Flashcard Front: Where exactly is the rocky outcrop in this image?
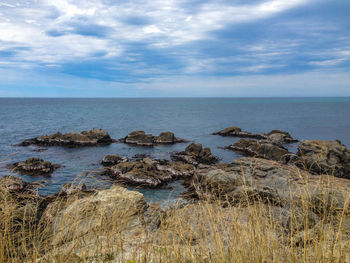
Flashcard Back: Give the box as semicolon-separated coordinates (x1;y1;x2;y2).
120;130;185;146
18;129;113;147
183;157;350;214
171;143;219;166
106;158;195;188
226;138;291;163
213;126;298;143
292;140;350;179
10;158;60;175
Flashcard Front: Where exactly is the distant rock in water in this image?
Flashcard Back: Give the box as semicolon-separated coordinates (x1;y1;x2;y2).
17;128;113;147
9;158;60;176
171;143;219;166
119;130;186;146
213;126;298;143
0;175;42;194
226;138;292;163
291;140;350;179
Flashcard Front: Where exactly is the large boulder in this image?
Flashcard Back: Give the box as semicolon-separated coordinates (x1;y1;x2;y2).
18;129;113;147
11;158;60;175
227;138;291;163
40;186;164;261
292;140;350;179
213;126;298;143
121;131;185;146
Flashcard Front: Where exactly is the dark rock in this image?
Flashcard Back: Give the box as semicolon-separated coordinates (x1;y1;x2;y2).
213;126;298;143
171;143;219;166
227;138;291;163
291;140;350;179
101;155;127;166
17;129;113;147
120;130;185;146
12;158;60;175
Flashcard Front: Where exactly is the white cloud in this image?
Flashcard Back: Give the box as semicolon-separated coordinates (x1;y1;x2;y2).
0;0;309;65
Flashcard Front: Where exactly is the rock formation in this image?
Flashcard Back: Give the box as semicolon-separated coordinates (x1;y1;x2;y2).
105;157;195;188
18;129;113;147
120;131;185;146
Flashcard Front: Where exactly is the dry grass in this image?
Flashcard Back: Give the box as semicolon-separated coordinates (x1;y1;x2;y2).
0;167;350;263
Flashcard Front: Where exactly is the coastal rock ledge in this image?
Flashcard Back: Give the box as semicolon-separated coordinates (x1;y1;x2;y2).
119;130;186;146
17;129;113;147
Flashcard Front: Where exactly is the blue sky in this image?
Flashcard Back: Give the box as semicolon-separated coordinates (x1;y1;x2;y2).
0;0;349;97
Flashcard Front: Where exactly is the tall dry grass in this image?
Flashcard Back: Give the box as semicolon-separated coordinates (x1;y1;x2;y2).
0;166;349;263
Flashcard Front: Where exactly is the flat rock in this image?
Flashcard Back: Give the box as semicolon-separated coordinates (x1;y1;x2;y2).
171;143;219;166
226;138;291;163
120;130;185;146
213;126;298;143
291;140;350;179
17;128;113;147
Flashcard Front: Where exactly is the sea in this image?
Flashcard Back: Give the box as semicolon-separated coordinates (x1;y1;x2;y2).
1;97;350;205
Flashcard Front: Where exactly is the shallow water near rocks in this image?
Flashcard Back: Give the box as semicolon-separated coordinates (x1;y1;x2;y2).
1;97;350;206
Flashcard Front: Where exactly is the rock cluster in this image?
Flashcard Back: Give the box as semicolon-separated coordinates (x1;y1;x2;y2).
171;143;219;166
105;157;195;188
18;129;113;147
11;158;60;175
120;131;185;146
292;140;350;179
213;126;298;143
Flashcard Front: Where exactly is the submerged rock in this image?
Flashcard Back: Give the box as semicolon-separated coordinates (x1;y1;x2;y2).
226;138;291;163
292;140;350;179
171;143;219;166
10;158;60;175
17;129;113;147
213;126;298;143
120;130;186;146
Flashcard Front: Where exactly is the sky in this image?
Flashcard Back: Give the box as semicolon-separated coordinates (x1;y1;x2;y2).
0;0;349;97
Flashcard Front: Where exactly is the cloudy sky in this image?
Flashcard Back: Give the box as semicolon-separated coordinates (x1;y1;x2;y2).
0;0;349;97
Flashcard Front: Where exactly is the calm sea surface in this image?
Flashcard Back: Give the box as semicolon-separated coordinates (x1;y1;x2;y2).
1;98;350;204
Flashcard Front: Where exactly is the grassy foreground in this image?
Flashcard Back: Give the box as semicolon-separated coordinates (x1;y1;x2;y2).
0;173;350;263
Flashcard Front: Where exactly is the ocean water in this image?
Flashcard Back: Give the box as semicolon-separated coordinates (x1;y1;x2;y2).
1;97;350;204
